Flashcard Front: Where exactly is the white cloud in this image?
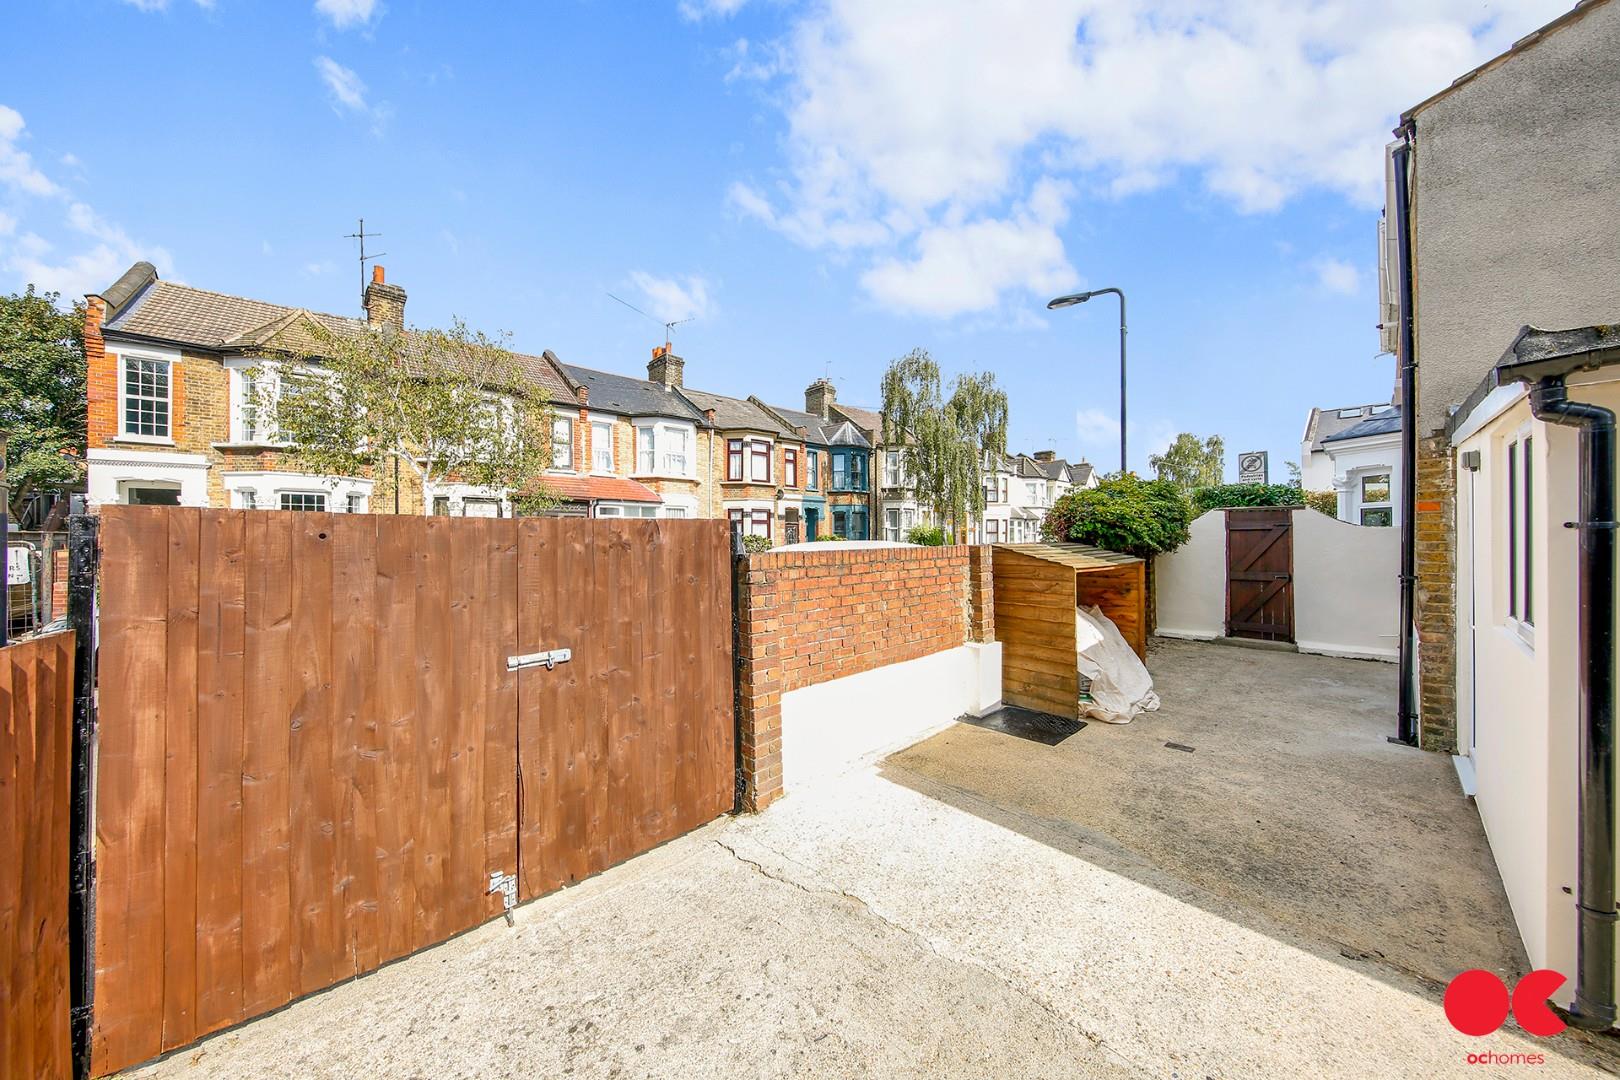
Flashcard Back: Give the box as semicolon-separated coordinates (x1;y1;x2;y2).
724;38;782;83
627;271;715;323
0;107;174;298
303;260;336;276
725;0;1570;317
1312;255;1362;296
679;0;750;21
117;0;215;11
1074;407;1176;473
860;178;1079;317
315;0;379;29
0;105;61;197
315;56;390;133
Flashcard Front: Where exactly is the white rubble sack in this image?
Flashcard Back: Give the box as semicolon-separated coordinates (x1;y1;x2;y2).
1075;605;1160;724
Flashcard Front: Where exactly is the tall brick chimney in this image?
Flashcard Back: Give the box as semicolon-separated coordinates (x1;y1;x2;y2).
805;378;836;420
648;345;684;389
364;264;407;331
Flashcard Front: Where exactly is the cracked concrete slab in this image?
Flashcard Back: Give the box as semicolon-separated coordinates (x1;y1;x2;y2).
122;821;1138;1079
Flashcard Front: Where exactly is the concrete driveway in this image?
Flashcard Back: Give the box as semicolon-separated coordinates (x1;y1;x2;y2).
127;640;1618;1079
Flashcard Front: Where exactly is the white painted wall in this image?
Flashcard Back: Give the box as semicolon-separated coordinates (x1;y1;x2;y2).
1326;433;1402;527
1452;373;1620;1007
1154;507;1399;660
1292;510;1400;660
1154;511;1226;641
780;642;1002;795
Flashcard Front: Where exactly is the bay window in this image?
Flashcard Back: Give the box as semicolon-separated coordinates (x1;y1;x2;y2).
634;423;693;477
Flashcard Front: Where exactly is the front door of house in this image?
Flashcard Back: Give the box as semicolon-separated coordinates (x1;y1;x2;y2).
1224;508;1294;643
805;508;819;541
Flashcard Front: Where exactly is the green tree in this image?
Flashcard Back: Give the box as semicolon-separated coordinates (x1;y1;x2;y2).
1148;432;1225;492
0;287;86;525
880;349;1008;540
1041;473;1193;558
263;317;558;510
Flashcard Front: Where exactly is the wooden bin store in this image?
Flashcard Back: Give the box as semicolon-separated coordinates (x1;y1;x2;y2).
991;542;1147;719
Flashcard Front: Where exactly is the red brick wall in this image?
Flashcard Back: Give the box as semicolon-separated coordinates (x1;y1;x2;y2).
85;297;115;448
735;544;991;810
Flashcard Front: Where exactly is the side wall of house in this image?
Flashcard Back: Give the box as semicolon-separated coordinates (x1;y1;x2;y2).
1410;0;1620;750
735;544;997;809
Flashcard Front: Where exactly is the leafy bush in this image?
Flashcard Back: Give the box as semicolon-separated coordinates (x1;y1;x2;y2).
1041;474;1193;558
741;533;773;554
816;532;847;541
906;523;947;546
1301;489;1338;517
1189;483;1304;515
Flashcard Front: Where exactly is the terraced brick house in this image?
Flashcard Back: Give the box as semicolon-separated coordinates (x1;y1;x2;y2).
85;262;591;516
753;398;831;541
678;379;808;542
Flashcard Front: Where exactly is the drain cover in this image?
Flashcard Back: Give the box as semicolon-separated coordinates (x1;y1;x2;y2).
959;706;1085;746
1164;741;1196;753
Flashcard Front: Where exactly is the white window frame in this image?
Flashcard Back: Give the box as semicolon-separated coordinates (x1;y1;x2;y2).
115;346;179;444
222;470;373;514
551;416;576;472
590;416;616;475
884;450;903;488
595;502;659;519
632;419;696;480
1504;423;1535;647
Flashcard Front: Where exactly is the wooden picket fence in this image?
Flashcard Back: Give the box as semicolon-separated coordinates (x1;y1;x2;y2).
90;507;736;1075
0;631;76;1080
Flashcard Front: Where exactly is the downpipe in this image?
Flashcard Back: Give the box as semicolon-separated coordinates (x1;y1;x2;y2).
1391;130;1420;746
1529;376;1617;1030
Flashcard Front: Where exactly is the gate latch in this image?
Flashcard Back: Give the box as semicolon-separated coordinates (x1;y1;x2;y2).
488;871;517;926
506;648;572;672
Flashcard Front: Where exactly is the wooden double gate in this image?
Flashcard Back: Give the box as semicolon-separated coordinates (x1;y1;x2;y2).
90;507;736;1076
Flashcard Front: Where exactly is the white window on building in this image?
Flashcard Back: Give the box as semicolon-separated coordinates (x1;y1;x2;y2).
121;354;172;440
346;492;366;514
634;423;693;477
552;417;575;471
1506;435;1534;630
591;420;615;473
280;491;328;512
1359;472;1393;527
664;507;688;519
884;450;903;488
727;507;772;538
885;508;901;541
596;503;658;518
462;498;500;518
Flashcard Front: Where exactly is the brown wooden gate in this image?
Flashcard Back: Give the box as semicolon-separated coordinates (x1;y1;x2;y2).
1225;509;1295;643
90;508;734;1076
1;631;75;1080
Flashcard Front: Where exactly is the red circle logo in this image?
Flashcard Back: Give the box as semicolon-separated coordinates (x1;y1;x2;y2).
1445;969;1511;1036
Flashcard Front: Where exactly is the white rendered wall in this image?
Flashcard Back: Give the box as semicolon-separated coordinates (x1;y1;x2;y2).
1153;511;1226;641
780;642;1002;795
1292;509;1400;660
1155;508;1399;660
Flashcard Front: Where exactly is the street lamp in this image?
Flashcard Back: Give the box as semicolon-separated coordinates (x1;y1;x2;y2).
1048;288;1127;474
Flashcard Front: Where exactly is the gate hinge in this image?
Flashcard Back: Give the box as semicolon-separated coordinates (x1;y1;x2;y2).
488;871;517;926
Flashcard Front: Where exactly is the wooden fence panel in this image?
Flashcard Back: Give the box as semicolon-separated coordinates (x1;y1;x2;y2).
92;508;523;1076
92;508;734;1076
0;630;75;1080
515;519;735;901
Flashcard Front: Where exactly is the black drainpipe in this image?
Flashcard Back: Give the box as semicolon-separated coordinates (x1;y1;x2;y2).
1391;125;1420;746
1528;375;1616;1030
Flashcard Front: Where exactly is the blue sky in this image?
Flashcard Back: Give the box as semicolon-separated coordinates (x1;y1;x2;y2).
0;0;1569;477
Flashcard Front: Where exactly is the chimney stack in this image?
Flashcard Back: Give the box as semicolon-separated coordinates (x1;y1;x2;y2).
648;344;684;390
363;264;407;331
805;378;836;420
1033;450;1057;463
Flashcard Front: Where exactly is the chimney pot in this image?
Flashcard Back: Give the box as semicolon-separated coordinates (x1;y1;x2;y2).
372;264;385;284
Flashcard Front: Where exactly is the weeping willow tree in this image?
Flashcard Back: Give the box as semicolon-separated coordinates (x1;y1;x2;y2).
880;348;1008;540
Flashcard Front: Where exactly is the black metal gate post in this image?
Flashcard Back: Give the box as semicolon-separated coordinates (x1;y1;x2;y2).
730;525;747;812
66;514;99;1080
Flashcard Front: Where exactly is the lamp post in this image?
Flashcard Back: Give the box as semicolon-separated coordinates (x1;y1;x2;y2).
1048;288;1127;474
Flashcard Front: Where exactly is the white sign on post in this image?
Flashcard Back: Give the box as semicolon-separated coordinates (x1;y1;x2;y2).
6;546;30;586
